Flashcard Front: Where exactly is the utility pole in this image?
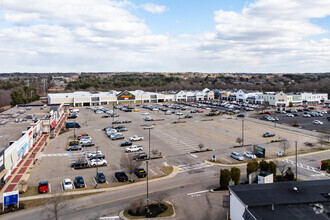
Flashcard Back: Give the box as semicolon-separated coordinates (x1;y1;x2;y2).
74;119;76;139
95;146;99;188
242;119;244;147
112;104;115;124
178;103;181;123
146;127;151;215
295;141;298;181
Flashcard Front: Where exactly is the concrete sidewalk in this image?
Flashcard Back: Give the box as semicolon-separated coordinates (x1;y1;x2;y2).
19;166;179;201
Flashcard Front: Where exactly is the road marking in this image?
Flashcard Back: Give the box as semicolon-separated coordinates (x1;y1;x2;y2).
187;190;209;196
99;216;120;220
76;180;200;211
221;157;232;163
149;169;157;175
155;129;198;151
281;159;321;174
190;154;198;158
162;162;169;166
179;163;213;173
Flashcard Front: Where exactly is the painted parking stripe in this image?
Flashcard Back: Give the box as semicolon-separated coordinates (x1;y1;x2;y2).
187;190;209;196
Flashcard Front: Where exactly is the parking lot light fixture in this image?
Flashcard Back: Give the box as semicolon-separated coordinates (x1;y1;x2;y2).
95;146;99;188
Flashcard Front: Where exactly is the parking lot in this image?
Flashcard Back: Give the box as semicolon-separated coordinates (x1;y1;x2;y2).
253;110;329;132
26;103;322;191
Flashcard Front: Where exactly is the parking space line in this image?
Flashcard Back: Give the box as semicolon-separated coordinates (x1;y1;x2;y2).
190;154;198;158
221;157;232;163
60;182;63;191
187;190;209;196
149;169;157;175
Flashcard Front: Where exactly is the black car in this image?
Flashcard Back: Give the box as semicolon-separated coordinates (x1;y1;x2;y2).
112;120;121;124
67;145;82;151
89;154;105;160
185;114;193;118
115;171;128;182
71;159;89;168
237;114;245;118
81;141;95;147
122;119;131;123
96;172;106;183
74;176;86;188
110;113;119;117
120;140;132;147
114;125;125;129
133;152;148;160
135;167;147;178
68;114;77;119
102;115;110;118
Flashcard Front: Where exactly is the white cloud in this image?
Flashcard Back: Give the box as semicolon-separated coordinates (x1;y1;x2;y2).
143;3;168;14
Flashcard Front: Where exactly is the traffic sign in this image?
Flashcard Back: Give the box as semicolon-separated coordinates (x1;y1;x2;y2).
3;191;19;210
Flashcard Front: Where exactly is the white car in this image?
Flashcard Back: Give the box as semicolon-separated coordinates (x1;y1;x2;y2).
79;138;92;144
88;150;102;158
90;159;107;166
62;179;73;190
303;113;311;118
244;151;257;159
130;135;144;141
313;120;323;125
286;113;294;117
141;112;149;115
175;112;183;115
125;145;143;153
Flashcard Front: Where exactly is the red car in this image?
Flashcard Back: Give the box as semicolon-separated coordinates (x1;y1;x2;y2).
38;181;49;193
264;111;271;114
198;110;204;113
78;133;89;139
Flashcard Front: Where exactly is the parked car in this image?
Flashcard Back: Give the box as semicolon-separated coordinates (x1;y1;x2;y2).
133;152;148;160
66;122;81;128
143;125;154;129
303;113;311;118
111;133;124;140
74;176;86;188
313;120;323;125
135;167;147;178
67;145;82;151
286;113;294;117
185;114;193;118
122;119;131;123
38;181;49;193
117;127;128;132
95;172;106;183
79;138;92;144
237;114;245;118
141;112;149;115
130;135;144;141
88;150;102;158
120;140;133;146
77;133;90;139
71;159;89;168
68;114;78;119
89;154;105;160
144;116;153;121
62;179;73;190
125;145;143;153
165;111;172;115
81;141;95;147
115;171;128;182
90;159;107;167
244;151;257;159
102;115;111;118
112;120;121;124
263;132;275;137
230;152;244;161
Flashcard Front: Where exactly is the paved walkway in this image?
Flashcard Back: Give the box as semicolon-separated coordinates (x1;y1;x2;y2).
0;114;67;195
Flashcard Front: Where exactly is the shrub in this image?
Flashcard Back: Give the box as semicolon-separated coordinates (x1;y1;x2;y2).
321;159;330;171
220;169;231;190
231;167;241;185
246;161;259;178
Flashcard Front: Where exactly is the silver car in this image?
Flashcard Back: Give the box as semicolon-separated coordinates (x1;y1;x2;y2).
230;152;244;161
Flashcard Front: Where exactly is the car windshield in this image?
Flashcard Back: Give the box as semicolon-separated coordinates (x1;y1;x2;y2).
77;178;84;183
65;181;71;185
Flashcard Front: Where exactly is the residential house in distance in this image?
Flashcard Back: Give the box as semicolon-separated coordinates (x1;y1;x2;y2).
229;179;330;220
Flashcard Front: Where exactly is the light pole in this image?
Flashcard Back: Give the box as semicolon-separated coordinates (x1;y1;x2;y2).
74;119;76;139
95;146;99;188
112;104;115;124
178;103;181;123
242;119;244;147
146;127;151;215
295;141;297;181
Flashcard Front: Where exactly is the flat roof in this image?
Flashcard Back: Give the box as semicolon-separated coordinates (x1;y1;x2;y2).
230;179;330;207
0;106;50;149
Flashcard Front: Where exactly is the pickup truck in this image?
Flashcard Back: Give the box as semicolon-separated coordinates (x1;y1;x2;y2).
130;135;144;141
125;145;143;153
263;132;275;137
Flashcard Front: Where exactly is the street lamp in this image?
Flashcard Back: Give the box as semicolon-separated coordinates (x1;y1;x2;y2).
241;119;244;147
146;127;151;216
95;146;99;188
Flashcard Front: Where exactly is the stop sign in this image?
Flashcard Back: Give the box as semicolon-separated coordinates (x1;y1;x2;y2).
320;162;322;166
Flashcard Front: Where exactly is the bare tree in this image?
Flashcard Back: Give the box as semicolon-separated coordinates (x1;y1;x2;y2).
279;138;290;156
129;199;145;216
0;90;11;108
275;160;288;180
120;154;142;182
198;143;205;151
151;148;159;157
45;191;67;220
152;191;169;207
236;137;242;146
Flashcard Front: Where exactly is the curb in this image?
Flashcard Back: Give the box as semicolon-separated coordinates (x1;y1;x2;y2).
19;166;179;201
119;201;176;220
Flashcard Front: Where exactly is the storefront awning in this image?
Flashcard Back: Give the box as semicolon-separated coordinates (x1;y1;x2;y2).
17;143;28;155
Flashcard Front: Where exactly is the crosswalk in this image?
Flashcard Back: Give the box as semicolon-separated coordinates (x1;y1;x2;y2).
281;158;323;175
43;153;68;157
154;128;199;153
178;163;213;173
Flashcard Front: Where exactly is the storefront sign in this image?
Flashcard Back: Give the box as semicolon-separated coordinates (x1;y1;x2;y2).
3;191;19;210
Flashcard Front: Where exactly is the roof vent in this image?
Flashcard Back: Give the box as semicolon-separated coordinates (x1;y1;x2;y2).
293;187;298;192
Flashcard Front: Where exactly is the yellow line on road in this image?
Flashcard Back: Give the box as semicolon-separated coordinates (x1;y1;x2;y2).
76;180;199;211
25;174;30;183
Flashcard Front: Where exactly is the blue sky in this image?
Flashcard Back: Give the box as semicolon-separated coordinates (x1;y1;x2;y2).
0;0;330;73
